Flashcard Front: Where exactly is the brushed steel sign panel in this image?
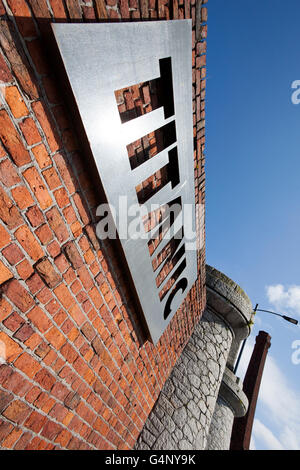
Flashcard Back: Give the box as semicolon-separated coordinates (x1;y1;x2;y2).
52;20;197;344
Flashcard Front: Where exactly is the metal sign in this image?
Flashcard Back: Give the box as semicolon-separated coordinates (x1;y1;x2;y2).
52;20;197;344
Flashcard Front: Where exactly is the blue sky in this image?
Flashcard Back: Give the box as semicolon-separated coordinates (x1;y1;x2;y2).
206;0;300;450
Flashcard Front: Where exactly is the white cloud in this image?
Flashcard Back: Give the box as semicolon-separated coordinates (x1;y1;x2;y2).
252;419;284;450
266;284;300;316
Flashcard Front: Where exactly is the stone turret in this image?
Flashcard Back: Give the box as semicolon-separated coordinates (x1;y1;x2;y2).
135;265;253;450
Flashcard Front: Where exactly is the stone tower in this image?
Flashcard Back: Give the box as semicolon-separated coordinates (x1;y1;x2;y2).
135;265;253;450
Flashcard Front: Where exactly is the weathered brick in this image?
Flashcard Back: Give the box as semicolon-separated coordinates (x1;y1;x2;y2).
54;187;69;208
20;117;42;146
34;368;56;391
13;323;34;342
35;258;61;288
1;426;23;448
0;390;13;413
49;0;67;18
53;153;76;194
11;185;34;210
41;419;62;441
32;143;51;169
1;85;29;118
2;400;31;424
0;420;14;443
35;223;53;245
0;21;39;99
23;166;53;210
45;326;65;350
46;207;69;243
16;259;34;280
2;243;24;265
63;241;83;269
2;279;34;313
32;101;61;153
0;225;11;249
0;110;31;166
42;166;61;189
26;205;44;227
0;158;21;187
27;305;51;333
65;0;82;18
14;352;41;379
15;225;44;261
0;53;12;83
24;410;46;433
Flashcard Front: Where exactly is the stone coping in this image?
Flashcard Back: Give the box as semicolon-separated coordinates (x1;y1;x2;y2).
205;265;253;342
218;367;248;418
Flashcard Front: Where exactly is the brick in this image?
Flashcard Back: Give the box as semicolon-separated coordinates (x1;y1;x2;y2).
2;243;24;265
0;299;13;324
46;207;69;243
0;158;21;187
3;400;31;424
34;368;56;391
20;117;42;146
26;205;44;227
54;187;69;208
0;21;39;100
35;223;53;245
68;303;85;327
1;427;23;449
6;0;37;37
13;323;34;342
0;110;31;166
49;0;67;18
0;260;13;284
27;0;51;18
72;193;90;225
94;0;108;18
27;305;52;333
0;390;13;413
0;225;11;249
0;420;14;443
63;241;83;269
32;143;51;169
41;419;62;441
14;352;41;379
77;265;94;290
1;85;29;118
42;166;61;189
24;410;46;433
53;153;76;194
0;186;24;228
11;185;34;210
23;166;53;210
0;53;12;83
54;283;74;310
3;312;25;332
47;240;60;258
32;101;61;153
35;258;61;288
64;391;81;410
80;322;96;341
15;225;44;261
65;0;82;18
2;279;34;313
45;326;65;349
16;259;34;280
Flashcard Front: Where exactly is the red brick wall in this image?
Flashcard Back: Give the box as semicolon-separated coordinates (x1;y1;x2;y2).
0;0;207;450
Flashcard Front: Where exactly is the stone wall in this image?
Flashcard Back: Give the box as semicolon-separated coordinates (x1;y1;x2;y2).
135;309;233;450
